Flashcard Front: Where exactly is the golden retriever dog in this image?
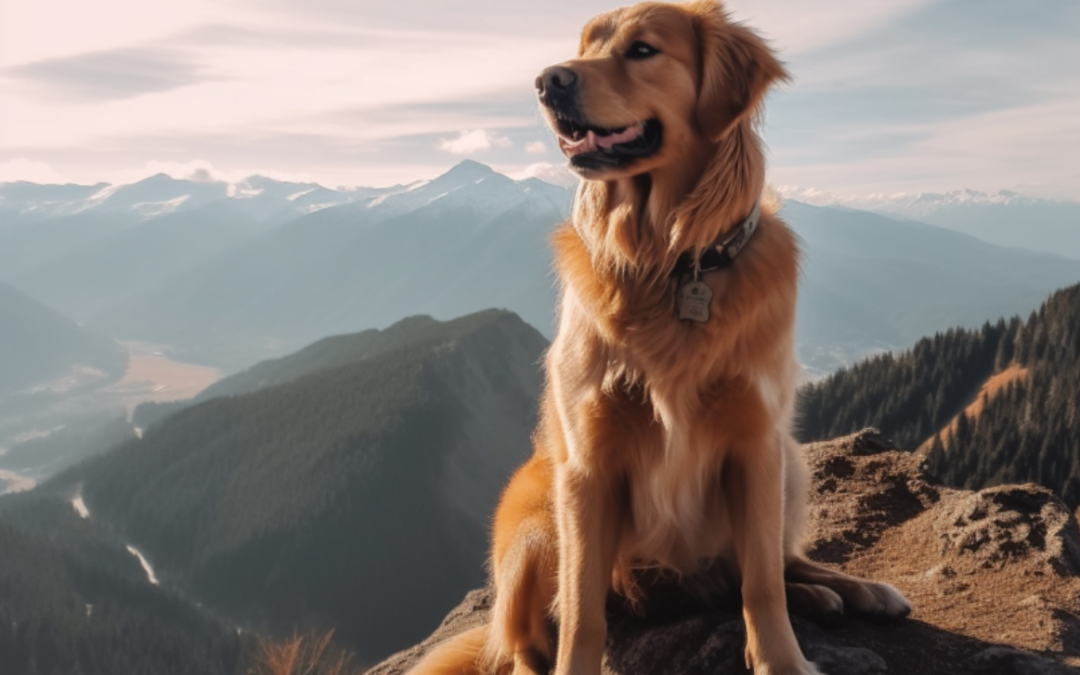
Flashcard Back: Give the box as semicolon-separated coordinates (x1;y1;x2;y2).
408;2;910;674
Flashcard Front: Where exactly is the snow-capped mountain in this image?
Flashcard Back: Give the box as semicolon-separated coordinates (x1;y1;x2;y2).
360;160;571;221
0;160;571;227
779;187;1080;260
3;164;1078;374
0;173;385;223
779;187;1058;213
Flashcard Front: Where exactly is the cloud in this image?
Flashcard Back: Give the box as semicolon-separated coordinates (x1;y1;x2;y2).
728;0;936;56
250;0;617;37
4;46;209;102
438;129;513;155
0;158;71;184
509;162;577;188
525;141;547;154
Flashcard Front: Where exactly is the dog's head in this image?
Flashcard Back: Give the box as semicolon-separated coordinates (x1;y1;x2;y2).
537;0;787;181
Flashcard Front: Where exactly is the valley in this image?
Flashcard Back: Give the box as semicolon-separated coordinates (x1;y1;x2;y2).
111;343;220;413
0;468;35;495
0;342;218;488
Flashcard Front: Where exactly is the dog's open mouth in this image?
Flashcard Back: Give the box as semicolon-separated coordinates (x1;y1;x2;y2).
554;117;662;171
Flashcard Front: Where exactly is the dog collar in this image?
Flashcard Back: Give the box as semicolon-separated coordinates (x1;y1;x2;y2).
671;201;761;279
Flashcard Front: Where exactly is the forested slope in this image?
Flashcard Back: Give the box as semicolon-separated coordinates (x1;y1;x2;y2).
132;312;510;429
0;494;246;675
798;283;1080;507
45;309;547;664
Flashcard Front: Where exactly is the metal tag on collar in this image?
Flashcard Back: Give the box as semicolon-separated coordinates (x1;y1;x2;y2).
677;257;713;323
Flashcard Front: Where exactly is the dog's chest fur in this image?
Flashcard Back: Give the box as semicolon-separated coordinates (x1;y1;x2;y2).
621;387;735;572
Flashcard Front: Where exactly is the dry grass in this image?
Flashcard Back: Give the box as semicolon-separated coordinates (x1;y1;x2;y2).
246;631;363;675
113;353;218;402
916;365;1029;455
0;468;36;495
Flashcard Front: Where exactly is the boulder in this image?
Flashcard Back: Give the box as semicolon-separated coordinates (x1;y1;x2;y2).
369;430;1080;674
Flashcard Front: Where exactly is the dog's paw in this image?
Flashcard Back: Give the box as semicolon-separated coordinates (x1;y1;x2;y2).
786;582;844;623
847;581;911;620
746;647;827;675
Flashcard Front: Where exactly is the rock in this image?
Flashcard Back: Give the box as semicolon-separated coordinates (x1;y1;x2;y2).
803;644;887;675
934;485;1080;576
966;647;1079;675
368;430;1080;675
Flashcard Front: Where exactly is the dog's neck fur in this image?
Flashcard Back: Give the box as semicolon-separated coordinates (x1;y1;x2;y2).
572;120;765;281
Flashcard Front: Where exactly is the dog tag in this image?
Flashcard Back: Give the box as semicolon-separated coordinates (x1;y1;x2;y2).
677;280;712;323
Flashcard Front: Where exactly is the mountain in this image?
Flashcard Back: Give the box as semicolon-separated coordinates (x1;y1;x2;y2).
6;166;1078;376
784;200;1080;373
0;281;127;399
132;313;522;429
0;413;136;482
89;161;571;368
0;210;142;279
43;309;548;663
0;173;397;225
82;172;1080;374
9;201;266;319
371;430;1080;675
798;282;1080;509
0;181;109;225
783;188;1080;261
0;173;395;281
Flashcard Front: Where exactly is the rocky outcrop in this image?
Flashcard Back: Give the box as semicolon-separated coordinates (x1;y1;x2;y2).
369;430;1080;675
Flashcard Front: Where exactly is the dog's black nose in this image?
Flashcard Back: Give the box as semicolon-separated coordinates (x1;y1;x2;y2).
536;66;579;115
536;66;578;96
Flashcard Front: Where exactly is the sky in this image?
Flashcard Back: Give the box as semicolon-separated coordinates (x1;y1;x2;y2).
0;0;1077;198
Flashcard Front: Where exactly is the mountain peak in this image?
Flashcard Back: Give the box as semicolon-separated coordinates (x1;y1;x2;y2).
444;159;495;178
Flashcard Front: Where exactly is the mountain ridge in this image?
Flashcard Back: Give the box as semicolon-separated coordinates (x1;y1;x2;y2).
0;280;127;400
780;187;1080;260
39;309;547;663
798;281;1080;509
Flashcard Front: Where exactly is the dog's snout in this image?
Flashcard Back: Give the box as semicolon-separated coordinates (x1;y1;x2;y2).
536;66;578;110
537;66;577;95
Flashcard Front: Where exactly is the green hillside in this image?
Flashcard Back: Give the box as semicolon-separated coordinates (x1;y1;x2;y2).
132;313;508;430
798;282;1080;507
0;281;127;399
47;309;547;664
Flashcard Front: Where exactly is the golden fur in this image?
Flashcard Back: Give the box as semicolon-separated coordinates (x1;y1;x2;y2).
407;2;910;674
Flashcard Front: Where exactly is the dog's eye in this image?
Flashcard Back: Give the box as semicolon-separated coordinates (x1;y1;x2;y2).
625;41;659;60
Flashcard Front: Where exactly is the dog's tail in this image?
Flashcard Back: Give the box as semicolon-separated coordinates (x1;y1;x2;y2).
404;625;490;675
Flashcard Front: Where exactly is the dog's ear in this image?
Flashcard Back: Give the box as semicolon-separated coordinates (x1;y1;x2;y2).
694;3;788;141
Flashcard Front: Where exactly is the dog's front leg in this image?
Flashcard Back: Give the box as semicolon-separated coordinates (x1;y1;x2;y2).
725;440;823;675
553;459;621;675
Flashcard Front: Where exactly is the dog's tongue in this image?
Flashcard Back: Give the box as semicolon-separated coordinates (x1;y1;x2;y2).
596;122;643;149
560;122;644;157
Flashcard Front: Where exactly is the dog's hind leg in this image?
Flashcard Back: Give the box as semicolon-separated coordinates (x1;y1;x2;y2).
405;626;489;675
487;457;559;675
